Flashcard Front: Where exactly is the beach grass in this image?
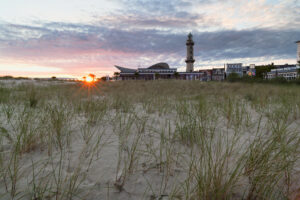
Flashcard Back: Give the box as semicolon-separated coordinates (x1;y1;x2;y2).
0;80;299;199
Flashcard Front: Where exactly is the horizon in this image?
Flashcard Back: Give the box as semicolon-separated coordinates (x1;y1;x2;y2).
0;0;299;78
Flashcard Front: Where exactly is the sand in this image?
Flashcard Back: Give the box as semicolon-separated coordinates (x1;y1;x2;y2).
0;80;299;200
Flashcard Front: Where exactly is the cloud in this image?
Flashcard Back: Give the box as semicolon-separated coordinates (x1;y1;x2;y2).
195;29;300;60
0;0;299;77
0;63;62;72
1;21;299;61
193;0;300;30
119;0;189;14
92;0;221;31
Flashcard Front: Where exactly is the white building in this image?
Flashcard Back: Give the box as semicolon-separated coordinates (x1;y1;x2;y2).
266;66;299;80
212;68;225;81
224;63;243;77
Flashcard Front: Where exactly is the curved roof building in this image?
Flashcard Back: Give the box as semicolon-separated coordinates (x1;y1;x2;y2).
114;65;136;73
115;62;178;80
148;63;170;69
115;62;174;73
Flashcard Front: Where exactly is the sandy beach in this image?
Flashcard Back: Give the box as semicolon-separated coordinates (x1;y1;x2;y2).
0;80;300;200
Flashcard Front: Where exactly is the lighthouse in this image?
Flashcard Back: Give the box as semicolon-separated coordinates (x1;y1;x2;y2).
186;33;195;72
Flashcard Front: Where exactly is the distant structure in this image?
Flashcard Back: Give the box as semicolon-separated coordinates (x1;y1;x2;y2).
185;33;195;72
296;41;300;63
115;33;212;81
115;63;177;80
250;64;255;69
212;68;225;81
115;62;212;80
242;64;256;76
224;63;243;77
266;65;299;80
113;34;300;81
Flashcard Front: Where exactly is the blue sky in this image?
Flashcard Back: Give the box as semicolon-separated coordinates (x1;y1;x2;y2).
0;0;299;77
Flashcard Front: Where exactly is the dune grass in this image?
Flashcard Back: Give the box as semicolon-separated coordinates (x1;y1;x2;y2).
0;80;299;200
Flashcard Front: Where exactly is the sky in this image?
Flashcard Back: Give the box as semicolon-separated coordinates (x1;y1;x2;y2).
0;0;299;78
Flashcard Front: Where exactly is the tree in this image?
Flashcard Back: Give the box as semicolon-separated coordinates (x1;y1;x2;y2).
134;72;139;80
155;73;160;80
227;72;240;82
297;68;300;79
89;74;96;81
0;76;13;80
113;72;120;80
100;76;107;81
255;63;275;79
51;76;56;80
174;72;179;79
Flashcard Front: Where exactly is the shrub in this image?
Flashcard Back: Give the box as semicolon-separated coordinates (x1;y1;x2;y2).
28;88;38;108
226;73;241;82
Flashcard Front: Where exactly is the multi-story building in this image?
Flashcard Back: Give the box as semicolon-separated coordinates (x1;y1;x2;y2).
212;68;225;81
273;64;297;69
242;64;256;76
224;63;243;77
266;65;299;80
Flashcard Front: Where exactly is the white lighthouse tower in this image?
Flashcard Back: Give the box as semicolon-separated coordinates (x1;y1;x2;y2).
296;41;300;64
186;33;195;72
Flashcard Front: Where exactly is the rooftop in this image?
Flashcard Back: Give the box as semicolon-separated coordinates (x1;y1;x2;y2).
148;63;170;69
115;65;136;73
115;62;173;73
270;65;299;72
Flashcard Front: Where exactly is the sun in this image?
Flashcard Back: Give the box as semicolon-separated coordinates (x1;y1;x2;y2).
86;76;93;83
82;74;96;84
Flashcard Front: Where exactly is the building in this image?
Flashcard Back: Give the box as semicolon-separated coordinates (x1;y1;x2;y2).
224;63;243;77
212;68;225;81
175;71;209;80
266;65;299;80
242;66;250;76
266;42;300;80
273;64;297;69
242;64;256;77
115;63;177;80
115;33;211;81
115;63;211;81
114;35;299;81
248;64;256;76
186;33;195;72
198;69;212;81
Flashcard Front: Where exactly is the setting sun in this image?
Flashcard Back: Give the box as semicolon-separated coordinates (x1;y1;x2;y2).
82;74;96;83
86;76;93;83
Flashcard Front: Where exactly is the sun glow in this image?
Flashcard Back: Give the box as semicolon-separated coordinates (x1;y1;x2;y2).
86;76;93;83
82;74;96;83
